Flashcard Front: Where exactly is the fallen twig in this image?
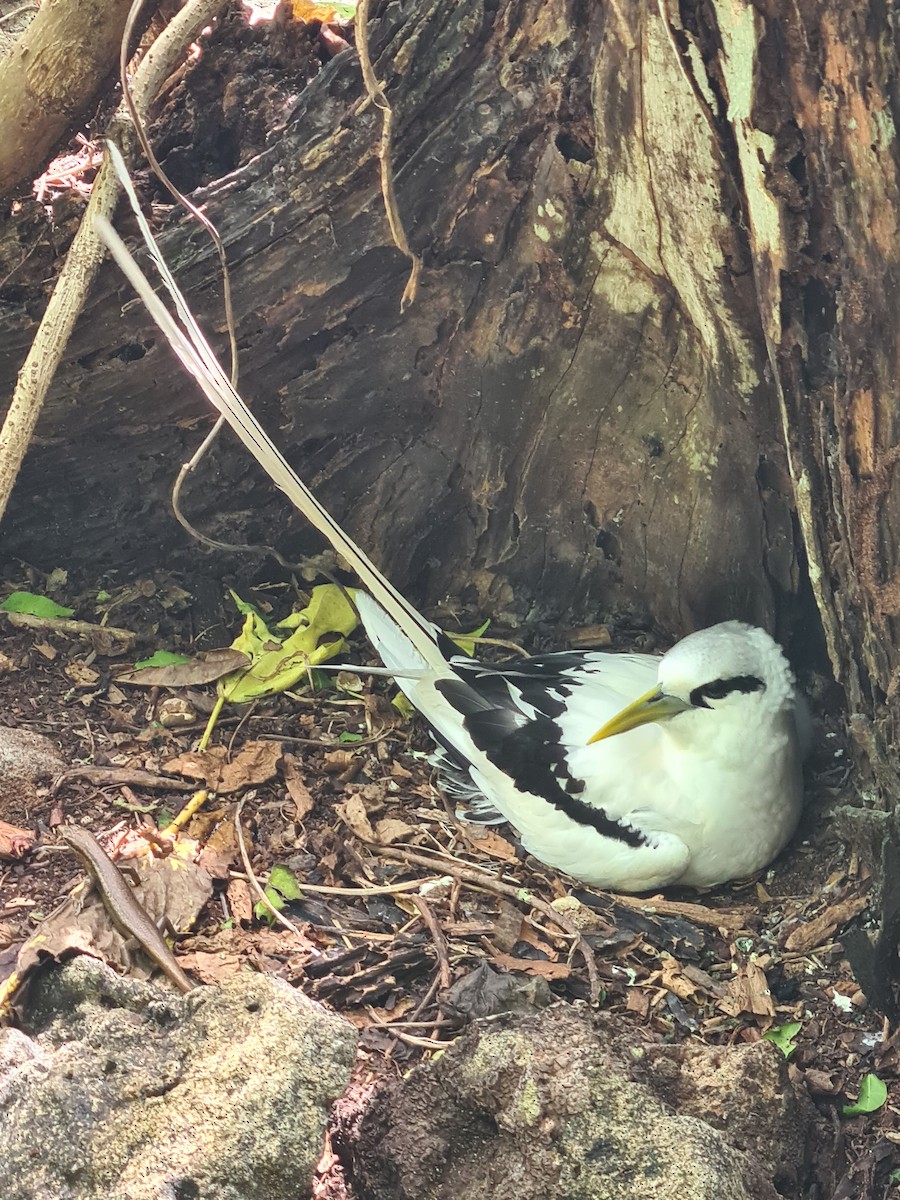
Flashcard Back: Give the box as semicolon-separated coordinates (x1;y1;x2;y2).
371;843;603;1004
410;893;451;990
51;765;196;797
234;795;319;950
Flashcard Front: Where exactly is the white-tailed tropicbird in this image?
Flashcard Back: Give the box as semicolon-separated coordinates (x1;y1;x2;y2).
93;151;806;893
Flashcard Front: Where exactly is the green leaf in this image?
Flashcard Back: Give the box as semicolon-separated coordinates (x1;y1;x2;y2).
268;864;303;901
447;618;490;657
133;650;192;669
229;591;269;620
254;886;286;924
842;1074;888;1117
156;806;175;829
339;731;364;744
1;591;74;618
392;692;415;719
96;590;112;602
763;1022;802;1059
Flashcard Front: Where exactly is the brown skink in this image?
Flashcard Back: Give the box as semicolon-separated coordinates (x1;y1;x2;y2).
59;824;195;994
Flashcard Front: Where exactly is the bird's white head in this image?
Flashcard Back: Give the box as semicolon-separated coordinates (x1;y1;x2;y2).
587;621;797;745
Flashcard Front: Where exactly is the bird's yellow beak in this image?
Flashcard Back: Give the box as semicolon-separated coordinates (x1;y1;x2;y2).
587;687;691;744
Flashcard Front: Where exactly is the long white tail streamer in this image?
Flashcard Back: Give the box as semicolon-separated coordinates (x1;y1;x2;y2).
95;143;447;675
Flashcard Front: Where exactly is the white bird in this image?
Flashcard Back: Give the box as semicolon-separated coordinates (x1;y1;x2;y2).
93;155;806;893
357;600;805;891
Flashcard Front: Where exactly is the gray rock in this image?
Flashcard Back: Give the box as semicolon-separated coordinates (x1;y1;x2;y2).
338;1006;829;1200
1;957;357;1200
0;723;65;808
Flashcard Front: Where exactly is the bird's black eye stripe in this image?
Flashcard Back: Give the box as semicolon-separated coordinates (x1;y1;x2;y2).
690;675;765;708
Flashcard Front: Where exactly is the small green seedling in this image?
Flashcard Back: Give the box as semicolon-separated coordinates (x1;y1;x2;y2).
842;1073;888;1117
763;1022;802;1059
255;864;304;924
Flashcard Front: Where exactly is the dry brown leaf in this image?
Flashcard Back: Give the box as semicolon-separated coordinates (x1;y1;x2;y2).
219;741;283;792
175;949;244;985
0;820;33;859
659;953;705;1003
163;740;282;794
117;648;250;687
492;900;525;954
625;987;655;1017
225;876;254;924
459;823;519;863
282;753;315;821
322;749;359;774
717;961;775;1018
337;794;376;841
491;951;570;981
363;692;405;734
65;661;99;686
783;894;868;953
802;1068;841;1096
374;817;416;845
164;746;227;788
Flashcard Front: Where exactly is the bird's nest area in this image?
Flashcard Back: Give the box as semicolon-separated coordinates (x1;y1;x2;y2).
0;566;896;1191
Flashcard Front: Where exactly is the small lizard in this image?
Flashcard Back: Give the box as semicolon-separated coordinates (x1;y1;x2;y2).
59;824;195;994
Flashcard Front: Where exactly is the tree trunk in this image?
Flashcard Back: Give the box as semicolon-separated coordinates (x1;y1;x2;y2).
1;0;898;775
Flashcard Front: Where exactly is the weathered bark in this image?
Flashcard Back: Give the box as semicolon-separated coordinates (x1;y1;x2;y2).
0;1;799;632
0;0;898;773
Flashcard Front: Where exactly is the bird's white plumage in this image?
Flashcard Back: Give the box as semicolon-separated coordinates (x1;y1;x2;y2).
357;596;804;891
93;174;806;895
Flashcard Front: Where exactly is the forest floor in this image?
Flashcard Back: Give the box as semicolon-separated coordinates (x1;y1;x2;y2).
0;563;897;1198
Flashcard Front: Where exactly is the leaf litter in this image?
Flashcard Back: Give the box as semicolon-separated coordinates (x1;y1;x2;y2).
0;564;895;1193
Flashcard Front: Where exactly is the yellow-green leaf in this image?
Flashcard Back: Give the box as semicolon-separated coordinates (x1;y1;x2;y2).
220;584;358;704
447;618;490;657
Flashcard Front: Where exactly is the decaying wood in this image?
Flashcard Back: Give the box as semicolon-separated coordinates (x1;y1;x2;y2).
0;0;233;525
0;0;899;785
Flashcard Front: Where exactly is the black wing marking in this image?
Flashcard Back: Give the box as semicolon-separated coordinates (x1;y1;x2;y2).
434;677;646;849
449;657;582;720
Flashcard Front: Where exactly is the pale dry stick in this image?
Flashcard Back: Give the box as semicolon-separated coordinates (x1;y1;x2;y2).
409;892;451;1040
377;1027;449;1050
0;0;231;525
355;0;421;310
365;1007;454;1051
372;844;603;1003
2;612;136;642
227;864;447;900
410;893;451;989
234;795;320;948
120;0;238;388
366;1016;459;1030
